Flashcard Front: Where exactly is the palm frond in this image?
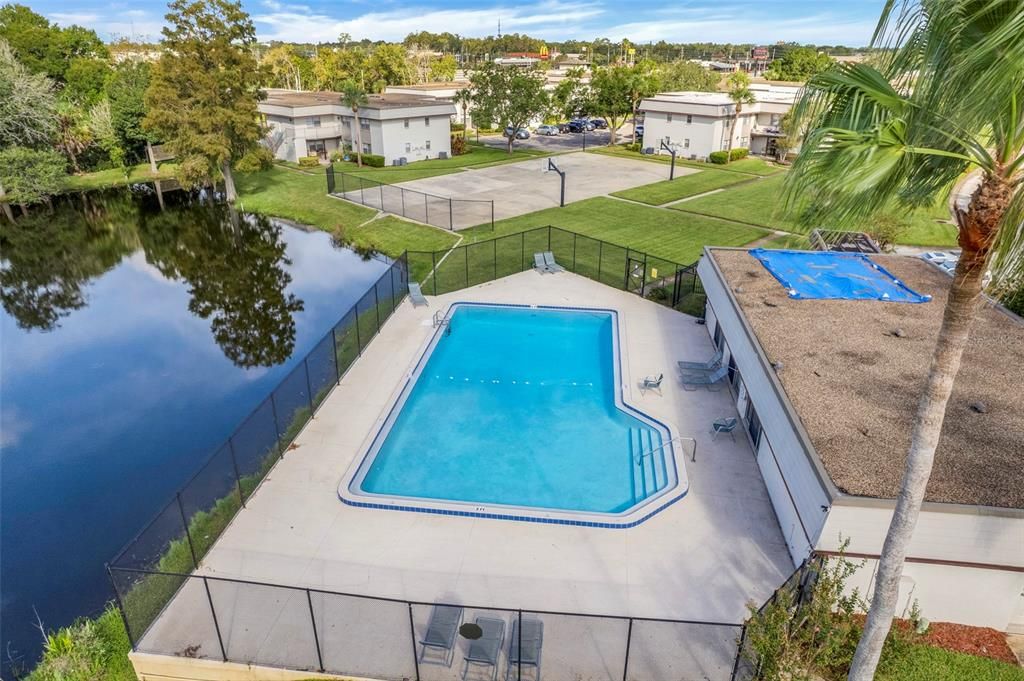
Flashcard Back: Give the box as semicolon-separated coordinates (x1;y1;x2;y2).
987;185;1024;297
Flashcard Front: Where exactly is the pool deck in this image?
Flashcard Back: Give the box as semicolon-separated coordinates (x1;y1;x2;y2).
139;271;793;679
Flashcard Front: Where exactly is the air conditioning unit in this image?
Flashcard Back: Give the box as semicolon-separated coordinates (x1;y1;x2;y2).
398;157;408;166
644;147;655;154
439;151;449;160
391;159;401;166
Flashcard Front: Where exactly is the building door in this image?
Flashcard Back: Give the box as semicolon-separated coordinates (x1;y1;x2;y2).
765;138;779;159
307;140;327;159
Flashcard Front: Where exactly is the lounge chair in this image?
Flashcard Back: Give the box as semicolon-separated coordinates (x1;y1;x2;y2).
677;348;723;372
533;253;549;273
680;365;729;391
409;282;429;307
639;373;664;395
506;616;544;681
542;252;565;273
711;417;738;441
419;605;463;666
462;616;506;681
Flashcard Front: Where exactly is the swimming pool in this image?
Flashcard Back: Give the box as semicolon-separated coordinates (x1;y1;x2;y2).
340;303;686;526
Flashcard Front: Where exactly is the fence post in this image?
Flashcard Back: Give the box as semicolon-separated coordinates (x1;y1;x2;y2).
340;171;346;196
517;610;523;681
389;263;398;314
622;618;633;681
464;244;469;287
730;623;748;681
493;238;497;281
407;603;421;681
176;492;199;569
331;326;341;383
490;200;495;231
401;187;406;217
106;564;137;650
201;577;228;662
269;392;284;456
640;252;648;298
303;359;314;412
520;231;525;271
306;589;325;672
354;303;363;355
425;193;429;225
598;241;603;282
431;250;438;295
227;437;245;508
449;197;453;231
547;225;552;251
359;176;365;205
373;282;381;332
379;181;384;209
572;232;577;272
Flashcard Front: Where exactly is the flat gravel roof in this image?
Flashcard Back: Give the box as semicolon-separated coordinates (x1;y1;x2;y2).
711;248;1024;509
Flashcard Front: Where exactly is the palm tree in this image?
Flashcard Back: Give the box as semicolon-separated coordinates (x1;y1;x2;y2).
784;3;1024;679
724;71;755;163
454;88;472;129
340;80;368;168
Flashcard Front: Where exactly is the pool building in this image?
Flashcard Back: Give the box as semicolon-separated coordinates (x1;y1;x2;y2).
114;243;1023;681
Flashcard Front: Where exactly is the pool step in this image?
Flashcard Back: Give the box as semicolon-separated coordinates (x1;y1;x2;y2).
631;429;667;502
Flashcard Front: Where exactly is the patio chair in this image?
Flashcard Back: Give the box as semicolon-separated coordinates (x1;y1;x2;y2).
533;253;550;273
462;616;506;681
420;604;463;666
542;251;565;273
677;348;723;372
639;373;664;395
506;616;544;681
711;417;739;441
409;282;429;307
680;365;729;391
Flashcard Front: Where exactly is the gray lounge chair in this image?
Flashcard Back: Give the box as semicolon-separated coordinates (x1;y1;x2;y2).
506;616;543;681
533;253;549;273
542;251;565;273
462;616;506;681
711;417;738;441
677;348;723;372
420;605;463;666
639;373;664;395
681;365;729;391
409;282;429;307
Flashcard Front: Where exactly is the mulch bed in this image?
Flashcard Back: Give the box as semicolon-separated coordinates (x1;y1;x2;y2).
890;618;1020;665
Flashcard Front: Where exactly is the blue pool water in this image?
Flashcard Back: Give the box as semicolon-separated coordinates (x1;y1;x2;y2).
355;305;674;515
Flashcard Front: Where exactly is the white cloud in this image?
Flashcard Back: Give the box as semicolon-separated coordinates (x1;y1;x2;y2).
49;12;101;25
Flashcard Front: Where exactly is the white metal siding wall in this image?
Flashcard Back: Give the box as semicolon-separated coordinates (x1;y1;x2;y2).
377;116;453;165
644;112;718;160
699;257;832;566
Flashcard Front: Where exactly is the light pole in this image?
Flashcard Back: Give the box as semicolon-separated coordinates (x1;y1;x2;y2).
660;140;678;180
547;158;566;207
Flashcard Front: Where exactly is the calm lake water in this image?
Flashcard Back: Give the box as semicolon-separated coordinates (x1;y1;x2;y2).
0;187;389;673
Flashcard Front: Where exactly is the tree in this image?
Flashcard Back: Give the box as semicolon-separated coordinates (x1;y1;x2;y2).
657;60;719;92
589;65;637;145
469;61;547;153
724;71;755;162
765;46;834;82
783;3;1024;678
548;67;590;121
311;47;367;91
773;110;800;162
0;147;65;212
62;56;110;105
88;99;127;173
144;0;264;202
261;44;307;90
453;87;472;128
106;60;157;168
340;80;368;167
367;43;415;90
0;38;56;149
626;59;661;145
428;54;457;82
0;4;107;82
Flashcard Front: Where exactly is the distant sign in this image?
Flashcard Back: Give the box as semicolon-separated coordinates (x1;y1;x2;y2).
752;47;769;59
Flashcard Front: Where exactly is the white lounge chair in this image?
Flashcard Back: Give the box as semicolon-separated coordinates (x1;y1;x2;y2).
533;253;550;273
639;373;664;395
681;365;729;391
542;251;565;273
409;282;428;307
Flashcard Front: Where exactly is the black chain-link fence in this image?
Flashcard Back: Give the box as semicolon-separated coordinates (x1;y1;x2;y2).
408;226;706;316
107;254;409;642
327;166;494;231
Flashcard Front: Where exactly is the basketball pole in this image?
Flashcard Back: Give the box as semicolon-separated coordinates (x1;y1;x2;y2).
546;158;566;207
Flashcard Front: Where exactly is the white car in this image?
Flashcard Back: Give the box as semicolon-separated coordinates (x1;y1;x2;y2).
536;124;560;136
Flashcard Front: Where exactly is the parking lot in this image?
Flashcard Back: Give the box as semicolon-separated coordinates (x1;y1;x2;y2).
391;149;695;225
475;123;639;153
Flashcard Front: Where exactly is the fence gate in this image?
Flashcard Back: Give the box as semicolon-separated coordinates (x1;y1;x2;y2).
625;253;646;295
325;165;335;194
671;266;688;307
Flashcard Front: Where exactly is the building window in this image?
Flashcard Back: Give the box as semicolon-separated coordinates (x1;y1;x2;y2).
728;354;740;391
310;116;321;127
425;140;431;150
712;322;724;349
745;399;763;447
424;117;430;126
686;114;693;124
684;138;690;149
404;142;411;153
666;113;673;123
362;143;371;154
360;119;369;128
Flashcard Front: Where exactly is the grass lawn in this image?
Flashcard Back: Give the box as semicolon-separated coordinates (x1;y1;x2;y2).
611;170;752;205
673;173;958;247
458;196;767;265
760;233;811;249
877;644;1024;681
63;163;178;192
235;166;457;256
589;145;785;176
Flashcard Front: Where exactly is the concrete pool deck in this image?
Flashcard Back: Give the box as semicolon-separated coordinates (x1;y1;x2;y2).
137;271;793;679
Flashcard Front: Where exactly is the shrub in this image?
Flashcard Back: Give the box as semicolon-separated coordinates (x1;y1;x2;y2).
451;122;465;132
623;142;641;152
709;150;729;164
298;155;320;168
361;153;385;167
234;147;274;172
730;147;749;161
329;150;345;162
451;134;467;156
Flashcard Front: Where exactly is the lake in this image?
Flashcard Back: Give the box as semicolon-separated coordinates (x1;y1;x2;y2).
0;186;390;673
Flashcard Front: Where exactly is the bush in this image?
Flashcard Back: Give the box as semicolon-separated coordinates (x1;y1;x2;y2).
730;147;749;161
360;153;385;167
451;134;467;156
709;150;729;164
26;606;135;681
234;147;274;172
451;122;465;132
298;155;320;168
623;143;641;152
329;150;345;162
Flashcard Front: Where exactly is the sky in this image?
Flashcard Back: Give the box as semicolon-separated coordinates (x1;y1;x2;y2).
36;0;885;47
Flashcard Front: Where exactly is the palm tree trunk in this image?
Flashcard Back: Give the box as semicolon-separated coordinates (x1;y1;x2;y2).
354;109;363;168
0;178;14;223
726;106;740;164
220;161;238;202
847;173;1010;680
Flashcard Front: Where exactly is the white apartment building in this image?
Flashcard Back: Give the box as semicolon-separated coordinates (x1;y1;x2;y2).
384;81;473;128
259;89;457;165
638;83;800;160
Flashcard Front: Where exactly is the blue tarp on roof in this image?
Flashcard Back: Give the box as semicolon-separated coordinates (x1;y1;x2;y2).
749;249;932;303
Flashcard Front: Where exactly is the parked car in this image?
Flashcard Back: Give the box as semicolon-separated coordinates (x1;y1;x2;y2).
557;122;572;133
567;119;594;133
634;124;644;138
503;126;530;139
589;118;608;129
536;124;559;136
